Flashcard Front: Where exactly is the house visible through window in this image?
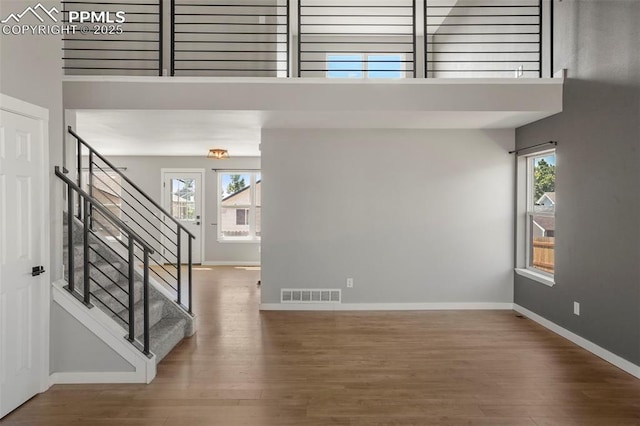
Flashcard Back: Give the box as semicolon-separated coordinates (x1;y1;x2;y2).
218;172;261;241
327;54;404;78
236;208;249;225
527;151;556;275
170;178;196;221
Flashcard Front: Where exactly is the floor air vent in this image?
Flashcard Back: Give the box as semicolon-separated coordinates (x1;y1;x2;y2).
281;289;341;303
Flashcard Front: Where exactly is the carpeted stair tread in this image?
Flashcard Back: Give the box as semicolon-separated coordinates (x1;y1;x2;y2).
148;317;187;363
112;298;165;333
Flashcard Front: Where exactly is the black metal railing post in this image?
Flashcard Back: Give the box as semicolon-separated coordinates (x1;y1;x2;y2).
170;0;175;76
297;0;301;77
188;236;193;314
176;227;181;306
424;0;428;77
67;184;75;293
286;0;290;77
159;0;164;76
143;249;151;356
128;241;135;342
539;0;543;78
83;197;91;306
76;137;82;219
88;151;94;229
550;0;554;78
412;0;417;77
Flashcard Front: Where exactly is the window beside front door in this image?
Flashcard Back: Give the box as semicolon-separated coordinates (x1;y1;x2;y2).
218;172;261;241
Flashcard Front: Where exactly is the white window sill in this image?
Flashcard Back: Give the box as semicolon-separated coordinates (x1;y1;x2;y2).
217;239;261;244
515;268;555;287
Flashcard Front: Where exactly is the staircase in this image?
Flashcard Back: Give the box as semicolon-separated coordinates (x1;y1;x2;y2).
56;127;196;367
63;216;193;362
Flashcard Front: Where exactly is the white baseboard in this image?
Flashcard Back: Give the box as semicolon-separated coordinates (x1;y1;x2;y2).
202;261;260;267
260;302;514;311
50;371;148;385
51;280;156;384
513;304;640;379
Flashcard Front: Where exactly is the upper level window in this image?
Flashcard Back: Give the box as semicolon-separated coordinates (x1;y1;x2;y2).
327;54;404;78
527;151;556;275
218;172;261;242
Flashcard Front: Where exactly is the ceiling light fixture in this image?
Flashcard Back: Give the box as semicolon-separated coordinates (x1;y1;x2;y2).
207;148;229;159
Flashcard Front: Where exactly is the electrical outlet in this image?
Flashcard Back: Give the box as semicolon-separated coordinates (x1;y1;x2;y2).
346;278;354;288
573;302;580;316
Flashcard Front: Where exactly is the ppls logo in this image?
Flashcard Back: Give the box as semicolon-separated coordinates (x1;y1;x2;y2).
1;3;126;35
2;3;126;24
1;3;59;24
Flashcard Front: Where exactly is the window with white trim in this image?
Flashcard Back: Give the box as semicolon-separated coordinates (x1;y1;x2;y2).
327;53;405;78
218;172;261;242
526;151;556;275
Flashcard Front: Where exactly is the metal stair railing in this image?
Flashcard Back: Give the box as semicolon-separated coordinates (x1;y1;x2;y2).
57;166;154;357
67;126;195;314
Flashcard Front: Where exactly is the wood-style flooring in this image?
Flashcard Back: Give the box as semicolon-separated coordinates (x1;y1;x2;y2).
3;266;640;425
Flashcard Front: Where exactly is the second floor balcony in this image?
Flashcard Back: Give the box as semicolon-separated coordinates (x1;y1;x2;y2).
62;0;554;79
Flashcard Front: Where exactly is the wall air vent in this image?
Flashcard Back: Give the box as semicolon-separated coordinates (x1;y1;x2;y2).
281;289;341;304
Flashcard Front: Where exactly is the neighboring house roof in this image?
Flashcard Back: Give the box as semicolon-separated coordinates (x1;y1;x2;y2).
533;215;555;232
537;192;555;205
221;180;261;203
172;193;190;202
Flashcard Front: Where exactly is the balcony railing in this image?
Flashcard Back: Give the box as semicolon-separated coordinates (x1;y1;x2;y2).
172;0;289;76
62;0;163;76
61;0;552;78
298;0;416;78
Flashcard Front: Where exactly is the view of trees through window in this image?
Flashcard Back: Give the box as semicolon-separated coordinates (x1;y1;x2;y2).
529;153;556;274
219;172;261;240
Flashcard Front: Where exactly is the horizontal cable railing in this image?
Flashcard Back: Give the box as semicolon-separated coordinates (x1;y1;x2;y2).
60;0;550;78
68;127;195;314
425;0;542;78
172;0;289;76
62;0;163;76
56;166;153;356
298;0;416;78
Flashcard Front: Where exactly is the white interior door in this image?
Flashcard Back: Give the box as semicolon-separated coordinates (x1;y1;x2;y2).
163;171;203;264
0;102;48;418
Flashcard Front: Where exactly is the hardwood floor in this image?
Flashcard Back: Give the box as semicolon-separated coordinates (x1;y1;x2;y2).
3;267;640;425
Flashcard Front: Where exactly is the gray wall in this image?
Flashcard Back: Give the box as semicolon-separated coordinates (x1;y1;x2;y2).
106;156;261;264
514;0;640;365
261;129;514;305
50;302;134;373
0;0;67;375
0;0;64;281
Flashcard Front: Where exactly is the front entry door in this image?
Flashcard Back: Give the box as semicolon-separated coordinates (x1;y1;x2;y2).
163;171;203;264
0;101;48;418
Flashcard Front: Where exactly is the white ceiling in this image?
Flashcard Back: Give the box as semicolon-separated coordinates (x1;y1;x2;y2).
76;109;554;157
77;110;262;157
